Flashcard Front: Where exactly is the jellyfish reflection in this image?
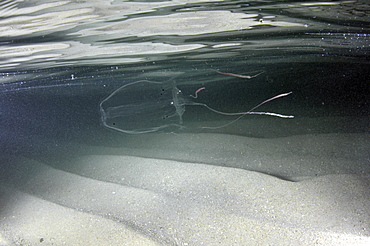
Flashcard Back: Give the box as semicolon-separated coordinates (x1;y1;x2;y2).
99;80;293;134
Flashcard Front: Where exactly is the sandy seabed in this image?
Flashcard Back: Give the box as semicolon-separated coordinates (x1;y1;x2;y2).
0;131;369;245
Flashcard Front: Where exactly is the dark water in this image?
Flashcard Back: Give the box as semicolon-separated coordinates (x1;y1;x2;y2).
0;0;369;156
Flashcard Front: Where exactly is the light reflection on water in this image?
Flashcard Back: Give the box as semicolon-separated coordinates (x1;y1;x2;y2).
0;0;369;72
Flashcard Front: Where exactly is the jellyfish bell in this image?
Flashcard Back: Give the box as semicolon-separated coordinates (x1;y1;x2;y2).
99;80;294;134
99;80;187;134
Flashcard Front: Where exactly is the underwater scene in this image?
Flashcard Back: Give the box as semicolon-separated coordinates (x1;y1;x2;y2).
0;0;369;245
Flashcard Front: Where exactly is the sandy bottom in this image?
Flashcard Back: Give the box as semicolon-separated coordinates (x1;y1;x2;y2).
0;132;369;245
